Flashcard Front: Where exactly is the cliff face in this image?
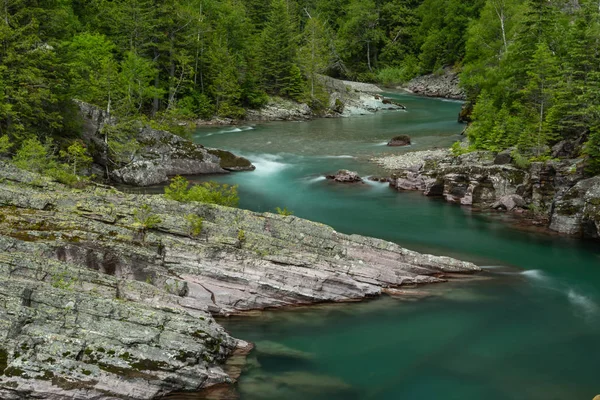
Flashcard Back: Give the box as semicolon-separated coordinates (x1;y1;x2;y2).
76;101;255;187
404;68;466;100
0;163;479;399
376;150;600;240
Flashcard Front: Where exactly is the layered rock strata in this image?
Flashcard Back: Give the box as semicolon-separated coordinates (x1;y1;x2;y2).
404;68;466;100
0;162;480;398
375;150;600;239
77;101;254;187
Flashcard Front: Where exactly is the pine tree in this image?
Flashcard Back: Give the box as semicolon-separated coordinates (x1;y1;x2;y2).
259;0;300;95
517;41;559;156
299;13;331;100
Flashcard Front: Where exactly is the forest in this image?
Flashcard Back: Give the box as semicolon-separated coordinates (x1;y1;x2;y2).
1;0;600;174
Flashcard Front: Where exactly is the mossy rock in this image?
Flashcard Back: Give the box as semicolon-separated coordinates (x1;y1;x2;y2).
208;149;255;171
387;135;411;147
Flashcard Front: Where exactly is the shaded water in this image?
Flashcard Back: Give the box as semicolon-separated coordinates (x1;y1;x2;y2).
190;92;600;399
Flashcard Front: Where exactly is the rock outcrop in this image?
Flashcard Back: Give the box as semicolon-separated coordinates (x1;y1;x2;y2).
326;170;363;183
387;135;412;147
376;149;600;239
404;68;466;100
245;97;313;121
0;162;480;398
76;101;254;187
320;76;406;116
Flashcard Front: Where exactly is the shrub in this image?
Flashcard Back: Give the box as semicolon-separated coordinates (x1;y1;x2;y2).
133;204;162;231
511;150;531;169
164;176;239;207
60;141;93;175
12;137;89;187
185;214;204;237
13;138;50;174
0;135;12;155
275;207;293;216
451;141;473;156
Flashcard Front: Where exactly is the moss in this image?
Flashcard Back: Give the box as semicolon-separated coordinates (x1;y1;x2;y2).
0;348;7;375
119;351;131;361
207;149;252;169
51;376;97;391
81;369;92;376
4;367;25;377
129;358;170;371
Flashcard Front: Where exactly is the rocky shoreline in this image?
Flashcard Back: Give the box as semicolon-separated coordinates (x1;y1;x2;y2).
372;149;600;240
402;68;465;100
0;162;480;399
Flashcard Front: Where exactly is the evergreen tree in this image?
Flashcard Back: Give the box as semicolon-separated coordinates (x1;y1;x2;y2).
259;0;301;95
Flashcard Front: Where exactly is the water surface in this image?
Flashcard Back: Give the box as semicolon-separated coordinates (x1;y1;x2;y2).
191;92;600;400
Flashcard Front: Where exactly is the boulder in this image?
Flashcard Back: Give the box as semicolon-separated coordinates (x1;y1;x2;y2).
326;169;363;183
387;135;412;147
404;68;466;100
76;100;254;186
491;194;527;211
494;149;513;165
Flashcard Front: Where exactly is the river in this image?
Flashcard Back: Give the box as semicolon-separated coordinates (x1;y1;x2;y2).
190;92;600;400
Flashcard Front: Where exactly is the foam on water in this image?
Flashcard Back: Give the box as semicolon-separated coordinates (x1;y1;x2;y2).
306;176;327;184
205;126;254;137
321;155;355;159
521;269;548;281
249;154;289;176
567;289;598;317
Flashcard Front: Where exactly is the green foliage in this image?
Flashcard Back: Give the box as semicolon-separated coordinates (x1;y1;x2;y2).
13;138;53;174
237;229;246;245
376;57;419;85
60;141;93;175
185;214;204;237
275;207;294;216
133;204;162;231
511;151;531;170
451;141;473;156
164;176;239;207
584;128;600;175
0;136;12;155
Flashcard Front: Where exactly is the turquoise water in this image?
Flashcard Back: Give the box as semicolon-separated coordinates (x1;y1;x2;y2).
191;93;600;400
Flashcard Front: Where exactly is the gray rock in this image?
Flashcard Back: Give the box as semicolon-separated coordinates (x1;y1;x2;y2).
387;135;411;147
494;150;513;165
492;194;526;211
75;101;254;187
404;68;466;100
326;170;363;183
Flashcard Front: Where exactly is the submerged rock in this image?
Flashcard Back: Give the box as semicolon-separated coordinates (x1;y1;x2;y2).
326;169;363;183
0;162;480;398
254;341;314;360
387;135;411;147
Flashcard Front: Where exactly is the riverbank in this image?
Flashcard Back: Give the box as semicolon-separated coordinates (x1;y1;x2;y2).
372;149;600;241
0;161;479;399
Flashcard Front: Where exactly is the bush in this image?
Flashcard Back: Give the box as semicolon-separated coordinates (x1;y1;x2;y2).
185;214;204;237
164;176;239;207
451;141;473;156
133;204;162;231
275;207;293;216
13;138;50;174
511;150;531;169
0;135;12;155
12;137;89;187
